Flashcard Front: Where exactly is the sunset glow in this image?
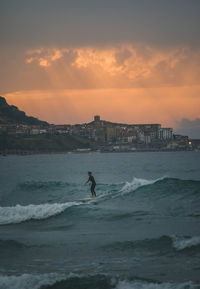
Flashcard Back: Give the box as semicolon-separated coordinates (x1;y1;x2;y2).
1;1;200;135
5;86;200;127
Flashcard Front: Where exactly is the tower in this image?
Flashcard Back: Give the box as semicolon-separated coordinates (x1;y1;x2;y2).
94;115;100;122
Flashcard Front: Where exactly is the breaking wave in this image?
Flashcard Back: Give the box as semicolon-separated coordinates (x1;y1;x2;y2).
120;177;200;194
0;273;67;289
1;176;200;225
1;235;199;257
114;177;200;202
16;177;200;200
103;235;200;254
0;273;199;289
172;235;200;251
119;177;164;194
0;201;83;225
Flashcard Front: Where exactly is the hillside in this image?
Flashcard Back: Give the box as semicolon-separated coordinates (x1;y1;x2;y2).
0;133;91;153
0;96;49;125
0;96;92;153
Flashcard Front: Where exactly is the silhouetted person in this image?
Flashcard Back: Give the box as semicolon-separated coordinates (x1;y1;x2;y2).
85;171;96;198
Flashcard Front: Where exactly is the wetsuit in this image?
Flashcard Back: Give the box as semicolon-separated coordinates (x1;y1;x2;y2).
89;175;96;194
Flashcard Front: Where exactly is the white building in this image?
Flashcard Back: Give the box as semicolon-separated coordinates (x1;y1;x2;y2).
144;135;151;144
137;131;145;142
158;128;173;140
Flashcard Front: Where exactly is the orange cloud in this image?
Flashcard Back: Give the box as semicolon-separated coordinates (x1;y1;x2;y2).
25;45;200;88
2;44;200;127
26;48;64;67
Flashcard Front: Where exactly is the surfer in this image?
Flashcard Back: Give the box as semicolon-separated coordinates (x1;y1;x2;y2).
85;171;96;198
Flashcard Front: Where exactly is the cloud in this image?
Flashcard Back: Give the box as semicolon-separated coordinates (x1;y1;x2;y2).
179;118;200;129
26;48;66;67
24;44;200;89
176;118;200;138
1;43;200;94
1;43;200;127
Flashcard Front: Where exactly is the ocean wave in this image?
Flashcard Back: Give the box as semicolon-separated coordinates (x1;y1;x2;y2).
115;280;199;289
0;273;67;289
102;235;200;254
172;235;200;251
119;176;200;197
0;239;27;249
0;239;49;251
0;273;199;289
0;201;82;225
89;176;200;205
119;177;164;194
2;177;200;225
17;177;200;201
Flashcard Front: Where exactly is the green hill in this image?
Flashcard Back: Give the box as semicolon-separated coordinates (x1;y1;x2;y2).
0;96;49;125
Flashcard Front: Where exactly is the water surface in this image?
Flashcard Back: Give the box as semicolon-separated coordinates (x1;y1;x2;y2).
0;152;200;289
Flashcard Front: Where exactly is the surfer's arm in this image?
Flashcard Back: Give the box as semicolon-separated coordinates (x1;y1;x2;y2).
84;178;90;185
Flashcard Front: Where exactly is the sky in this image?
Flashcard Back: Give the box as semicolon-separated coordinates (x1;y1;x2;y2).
0;0;200;136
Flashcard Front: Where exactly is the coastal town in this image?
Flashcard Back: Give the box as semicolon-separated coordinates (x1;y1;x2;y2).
1;113;200;154
0;95;200;154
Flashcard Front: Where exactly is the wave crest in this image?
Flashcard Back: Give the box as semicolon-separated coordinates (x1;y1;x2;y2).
0;273;198;289
0;201;82;225
120;177;165;194
172;235;200;251
0;273;67;289
103;235;200;254
119;176;200;198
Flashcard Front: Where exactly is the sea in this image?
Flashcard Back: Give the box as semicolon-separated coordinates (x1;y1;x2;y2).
0;151;200;289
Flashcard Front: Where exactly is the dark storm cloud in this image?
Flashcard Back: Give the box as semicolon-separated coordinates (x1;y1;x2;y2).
1;0;200;47
177;118;200;138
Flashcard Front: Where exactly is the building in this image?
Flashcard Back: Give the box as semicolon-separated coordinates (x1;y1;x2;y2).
144;134;151;144
106;126;117;142
167;134;190;150
158;128;173;140
94;115;100;122
94;127;106;142
30;128;47;135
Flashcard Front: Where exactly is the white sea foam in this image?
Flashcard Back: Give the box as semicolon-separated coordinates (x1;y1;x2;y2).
0;273;67;289
0;274;198;289
115;280;198;289
120;177;164;194
0;201;82;225
172;235;200;251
